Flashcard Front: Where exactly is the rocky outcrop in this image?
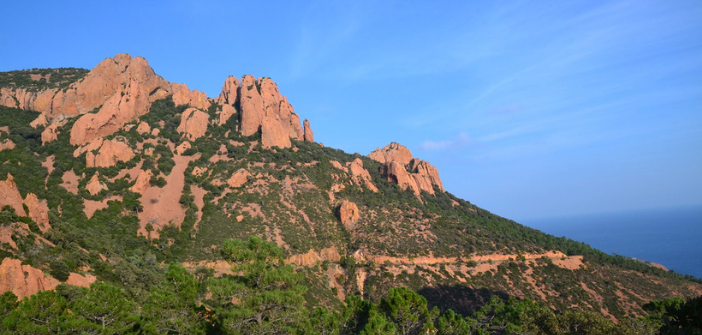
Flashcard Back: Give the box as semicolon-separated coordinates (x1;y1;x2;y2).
1;54;316;148
136;121;151;134
69;55;172;145
304;119;314;142
337;200;360;229
348;158;378;192
177;108;209;140
371;143;444;196
237;75;307;148
215;76;239;106
84;138;135;168
227;169;251;188
86;173;107;196
171;83;211;110
219;104;236;125
0;258;95;300
41;122;63;144
130;169;153;194
0;139;15;151
369;142;413;165
175;141;191;155
23;193;50;232
0;174;25;216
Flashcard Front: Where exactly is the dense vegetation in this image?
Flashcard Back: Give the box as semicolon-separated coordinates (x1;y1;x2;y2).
0;68;89;92
2;237;699;334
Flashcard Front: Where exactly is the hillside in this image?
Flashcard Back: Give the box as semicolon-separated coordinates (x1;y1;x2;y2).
1;54;700;333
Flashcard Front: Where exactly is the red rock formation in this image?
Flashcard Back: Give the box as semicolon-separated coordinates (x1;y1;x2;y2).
0;258;59;300
171;83;211;110
304;119;314;142
338;200;360;229
227;169;251;188
348;158;378;192
237;75;305;148
130;169;153;194
175;141;192;155
23;193;50;232
219;104;236;126
0;258;95;300
136;121;151;134
215;76;239;106
86;173;107;196
70;55;171;145
85;138;135;168
369;142;413;165
372;143;444;196
0;174;26;216
177;108;209;140
41;122;63;144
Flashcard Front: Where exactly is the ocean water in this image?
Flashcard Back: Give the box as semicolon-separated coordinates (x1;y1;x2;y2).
522;205;702;279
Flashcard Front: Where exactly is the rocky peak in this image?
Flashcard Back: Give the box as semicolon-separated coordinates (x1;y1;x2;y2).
228;74;312;148
370;142;444;196
369;142;413;165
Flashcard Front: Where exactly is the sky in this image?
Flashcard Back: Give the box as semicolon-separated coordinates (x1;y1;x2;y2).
1;0;701;222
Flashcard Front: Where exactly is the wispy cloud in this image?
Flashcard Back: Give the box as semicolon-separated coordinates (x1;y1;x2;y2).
419;132;470;151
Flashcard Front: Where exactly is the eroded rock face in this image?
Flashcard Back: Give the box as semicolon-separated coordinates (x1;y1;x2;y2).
177;108;209;140
69;55;171;145
371;142;444;196
338;200;360;229
85;138;135;168
41;122;63;144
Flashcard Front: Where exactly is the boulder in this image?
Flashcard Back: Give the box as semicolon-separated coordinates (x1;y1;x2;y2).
337;200;360;229
177;107;209;140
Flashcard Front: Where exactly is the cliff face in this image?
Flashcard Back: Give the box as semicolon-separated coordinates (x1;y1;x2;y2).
370;142;444;196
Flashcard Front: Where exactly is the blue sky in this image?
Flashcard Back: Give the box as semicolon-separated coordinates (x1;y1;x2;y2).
1;0;701;222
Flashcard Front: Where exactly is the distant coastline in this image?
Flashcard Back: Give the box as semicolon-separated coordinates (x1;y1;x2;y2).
523;204;702;279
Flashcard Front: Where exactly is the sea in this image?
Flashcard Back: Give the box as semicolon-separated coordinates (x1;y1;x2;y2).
522;205;702;279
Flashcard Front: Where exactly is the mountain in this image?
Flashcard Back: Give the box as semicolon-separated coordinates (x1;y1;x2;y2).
0;54;700;333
